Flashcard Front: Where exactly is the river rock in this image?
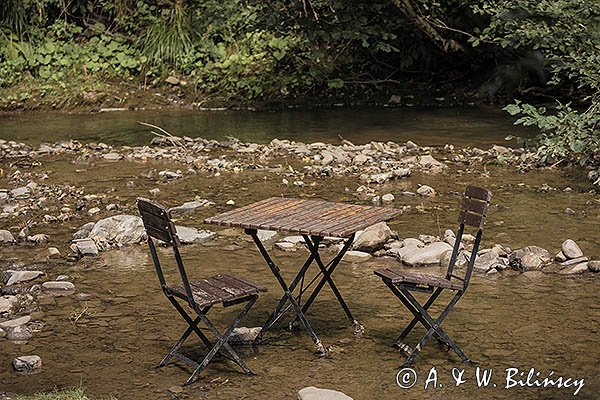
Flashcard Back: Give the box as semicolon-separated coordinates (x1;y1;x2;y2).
0;230;15;244
283;236;305;244
103;152;122;161
561;239;584;259
275;242;297;252
256;230;277;242
10;187;30;199
417;155;445;169
47;247;61;259
321;150;334;165
175;226;215;244
73;222;95;240
298;386;353;400
508;246;552;271
343;251;371;262
352;154;368;165
588;260;600;272
559;256;588;267
0;189;8;204
353;222;393;252
12;355;42;373
559;262;589;275
473;252;506;273
0;295;17;313
88;207;101;216
5;270;44;286
417;185;435;197
42;281;75;291
402;242;452;266
0;327;5;338
6;325;32;341
228;327;261;344
170;199;214;213
72;238;99;256
0;316;31;329
555;251;567;262
87;215;146;245
381;193;395;203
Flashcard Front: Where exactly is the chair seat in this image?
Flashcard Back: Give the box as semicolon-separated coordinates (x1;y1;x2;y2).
171;274;267;308
374;268;463;291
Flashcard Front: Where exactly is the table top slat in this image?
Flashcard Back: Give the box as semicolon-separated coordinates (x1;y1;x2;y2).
204;197;401;237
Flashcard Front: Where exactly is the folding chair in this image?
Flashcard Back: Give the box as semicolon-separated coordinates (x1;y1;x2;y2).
137;198;266;385
374;186;492;367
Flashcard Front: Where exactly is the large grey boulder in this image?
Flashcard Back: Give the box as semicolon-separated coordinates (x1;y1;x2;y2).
353;222;393;252
561;239;584;259
473;252;507;273
509;246;552;271
88;215;146;245
403;242;452;266
298;387;353;400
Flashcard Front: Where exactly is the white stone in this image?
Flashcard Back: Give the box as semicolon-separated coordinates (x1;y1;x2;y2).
170;199;214;213
175;226;215;244
298;386;353;400
88;215;146;245
226;200;235;205
0;229;15;243
256;230;277;242
5;270;44;286
561;239;584;259
103;152;122;160
0;296;17;313
73;238;99;256
47;247;61;259
417;185;435;196
0;316;31;329
343;250;371;262
275;242;297;251
353;222;393;252
228;327;261;344
42;281;75;291
559;262;589;275
402;242;453;266
283;236;305;244
381;193;395;203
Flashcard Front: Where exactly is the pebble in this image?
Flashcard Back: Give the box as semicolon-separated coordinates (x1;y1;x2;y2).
88;207;101;216
381;193;395;203
0;229;16;243
148;188;160;196
0;316;31;329
417;185;435;196
587;260;600;272
47;247;61;259
298;386;353;400
342;250;371;262
226;200;235;205
12;355;42;373
275;242;297;251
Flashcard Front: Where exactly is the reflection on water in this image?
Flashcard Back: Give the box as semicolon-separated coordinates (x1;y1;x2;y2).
0;107;534;146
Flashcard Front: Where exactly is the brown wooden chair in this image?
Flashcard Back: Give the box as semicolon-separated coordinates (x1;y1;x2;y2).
136;198;266;385
374;186;492;366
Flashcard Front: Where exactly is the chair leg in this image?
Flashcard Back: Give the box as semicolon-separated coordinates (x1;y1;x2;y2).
400;288;471;365
394;287;443;347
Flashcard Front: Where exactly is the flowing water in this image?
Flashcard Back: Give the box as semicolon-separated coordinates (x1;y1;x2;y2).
0;108;599;400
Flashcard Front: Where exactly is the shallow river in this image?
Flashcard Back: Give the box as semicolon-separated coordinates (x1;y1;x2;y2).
0;108;599;400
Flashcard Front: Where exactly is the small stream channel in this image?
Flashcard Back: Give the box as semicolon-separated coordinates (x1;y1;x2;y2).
0;107;598;400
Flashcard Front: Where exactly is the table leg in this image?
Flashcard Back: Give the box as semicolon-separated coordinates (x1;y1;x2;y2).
297;234;363;335
246;229;327;354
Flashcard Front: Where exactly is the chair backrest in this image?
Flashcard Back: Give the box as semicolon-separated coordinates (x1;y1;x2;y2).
137;197;196;308
445;186;492;290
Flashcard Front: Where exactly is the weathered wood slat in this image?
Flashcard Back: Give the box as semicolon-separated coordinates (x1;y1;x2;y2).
458;210;486;229
203;197;282;225
205;197;402;238
465;186;492;202
461;197;488;215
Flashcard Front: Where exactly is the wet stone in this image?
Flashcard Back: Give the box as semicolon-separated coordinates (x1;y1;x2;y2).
275;242;297;252
5;270;44;286
0;316;31;329
42;281;75;291
228;327;261;344
0;230;15;244
12;355;42;373
73;239;99;256
559;263;589;275
562;239;584;259
6;325;32;341
343;251;371;263
175;226;215;244
298;386;353;400
417;185;435;196
0;295;17;313
588;260;600;273
10;187;30;199
353;222;393;252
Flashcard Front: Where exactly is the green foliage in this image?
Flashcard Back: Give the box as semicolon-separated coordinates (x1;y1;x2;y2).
475;1;600;174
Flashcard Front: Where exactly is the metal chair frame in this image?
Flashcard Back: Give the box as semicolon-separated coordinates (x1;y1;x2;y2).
137;198;262;385
375;186;492;367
